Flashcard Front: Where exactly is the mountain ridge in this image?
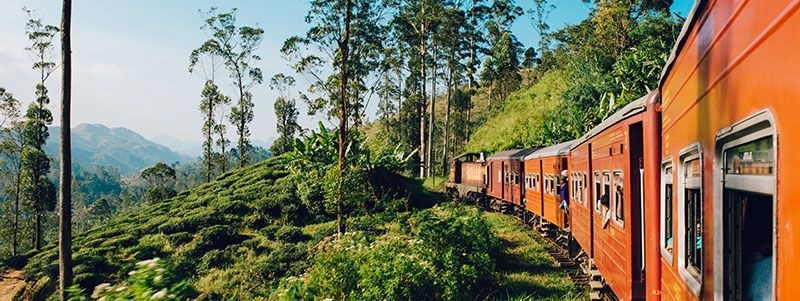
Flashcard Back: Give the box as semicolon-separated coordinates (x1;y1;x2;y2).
44;123;192;175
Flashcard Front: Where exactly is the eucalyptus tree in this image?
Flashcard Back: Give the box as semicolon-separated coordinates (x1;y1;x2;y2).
284;0;382;236
196;8;264;168
190;34;230;181
528;0;554;66
437;5;469;176
464;0;490;89
58;0;73;297
0;87;23;257
22;8;59;251
391;0;445;178
269;73;302;156
282;0;386;126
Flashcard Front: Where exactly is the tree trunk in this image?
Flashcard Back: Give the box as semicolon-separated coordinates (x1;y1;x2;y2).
466;97;472;142
12;155;21;256
442;66;452;177
58;0;73;299
34;214;41;251
426;46;436;178
397;68;403;144
418;20;427;179
206;96;214;183
337;0;352;238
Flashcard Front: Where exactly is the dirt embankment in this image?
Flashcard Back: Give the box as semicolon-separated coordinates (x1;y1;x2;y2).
0;270;26;301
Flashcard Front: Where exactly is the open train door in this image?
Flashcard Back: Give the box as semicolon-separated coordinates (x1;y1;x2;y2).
630;122;645;299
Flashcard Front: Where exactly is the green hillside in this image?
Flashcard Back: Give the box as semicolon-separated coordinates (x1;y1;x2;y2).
19;155;582;300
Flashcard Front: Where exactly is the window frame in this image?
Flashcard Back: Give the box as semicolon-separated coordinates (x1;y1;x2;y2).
661;158;675;265
594;171;602;213
677;143;703;296
582;172;588;207
712;110;777;301
612;170;624;228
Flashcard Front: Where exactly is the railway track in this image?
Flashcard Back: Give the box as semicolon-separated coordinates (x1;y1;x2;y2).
476;198;595;298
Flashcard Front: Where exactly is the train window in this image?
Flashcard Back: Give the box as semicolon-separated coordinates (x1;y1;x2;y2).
678;146;703;294
594;172;601;213
661;160;674;263
497;170;501;183
613;171;624;226
716;114;775;301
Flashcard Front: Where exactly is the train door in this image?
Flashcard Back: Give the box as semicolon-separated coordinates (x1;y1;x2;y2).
560;157;569;228
715;114;775;301
629;122;645;297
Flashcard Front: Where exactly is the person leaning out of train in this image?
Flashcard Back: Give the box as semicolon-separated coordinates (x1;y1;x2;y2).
599;194;611;229
559;170;570;229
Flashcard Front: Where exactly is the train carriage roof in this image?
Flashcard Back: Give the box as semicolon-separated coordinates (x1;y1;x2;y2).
486;148;539;161
572;93;650;149
659;0;705;87
524;139;577;160
451;152;485;162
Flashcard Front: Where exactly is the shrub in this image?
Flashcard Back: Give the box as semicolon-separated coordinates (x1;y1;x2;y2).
275;226;305;243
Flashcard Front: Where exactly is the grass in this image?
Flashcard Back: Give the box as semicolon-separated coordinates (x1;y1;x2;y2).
483;211;585;301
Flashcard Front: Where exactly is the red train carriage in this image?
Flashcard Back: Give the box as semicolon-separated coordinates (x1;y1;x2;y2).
570;93;660;301
523;140;575;228
655;0;800;299
445;153;486;198
486;149;537;206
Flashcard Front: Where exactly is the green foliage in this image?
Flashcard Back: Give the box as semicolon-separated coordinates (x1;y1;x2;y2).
272;205;500;300
467;70;568;152
468;1;681;152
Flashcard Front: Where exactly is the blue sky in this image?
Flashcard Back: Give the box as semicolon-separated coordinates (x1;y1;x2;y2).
0;0;694;145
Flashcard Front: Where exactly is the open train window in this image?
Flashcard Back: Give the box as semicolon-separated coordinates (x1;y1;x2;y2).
714;112;775;301
661;160;674;264
613;171;624;227
594;171;601;213
678;145;703;295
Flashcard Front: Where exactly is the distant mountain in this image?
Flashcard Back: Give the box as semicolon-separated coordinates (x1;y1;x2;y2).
44;124;192;175
150;134;277;157
151;134;202;157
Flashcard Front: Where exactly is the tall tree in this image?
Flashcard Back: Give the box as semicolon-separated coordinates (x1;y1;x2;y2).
23;8;58;251
282;0;385;125
269;73;301;156
58;0;73;298
200;81;229;182
528;0;554;66
196;8;264;168
338;0;353;238
392;0;443;178
189;39;229;182
438;6;468;176
0;87;23;257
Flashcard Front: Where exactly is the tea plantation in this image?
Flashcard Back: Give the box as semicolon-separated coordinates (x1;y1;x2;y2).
19;156;582;300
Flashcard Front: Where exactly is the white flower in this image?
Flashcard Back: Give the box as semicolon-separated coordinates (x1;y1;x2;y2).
115;286;128;292
150;289;168;299
154;275;163;283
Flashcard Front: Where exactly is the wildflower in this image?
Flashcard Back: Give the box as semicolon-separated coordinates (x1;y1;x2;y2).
115;286;127;292
150;289;168;299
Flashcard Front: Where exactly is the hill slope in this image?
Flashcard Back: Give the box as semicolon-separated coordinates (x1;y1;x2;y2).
21;156;583;300
44;124;191;174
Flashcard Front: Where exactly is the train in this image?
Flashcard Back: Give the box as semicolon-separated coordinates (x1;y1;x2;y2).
446;0;799;300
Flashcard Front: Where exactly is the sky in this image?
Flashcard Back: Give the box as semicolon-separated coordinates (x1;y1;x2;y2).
0;0;694;145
